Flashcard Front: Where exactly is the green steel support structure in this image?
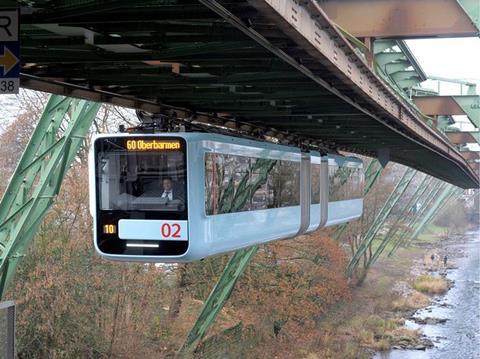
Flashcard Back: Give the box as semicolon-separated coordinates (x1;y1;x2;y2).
398;182;448;240
409;186;459;242
347;167;417;276
178;245;259;356
0;95;100;299
334;159;383;241
387;181;448;256
366;174;431;267
391;186;458;254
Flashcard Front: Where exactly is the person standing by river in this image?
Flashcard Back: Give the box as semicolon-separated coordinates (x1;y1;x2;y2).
443;254;448;267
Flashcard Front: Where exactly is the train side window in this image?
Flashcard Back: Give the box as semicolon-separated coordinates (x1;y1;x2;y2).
311;163;321;204
329;164;364;201
277;160;300;207
205;153;300;215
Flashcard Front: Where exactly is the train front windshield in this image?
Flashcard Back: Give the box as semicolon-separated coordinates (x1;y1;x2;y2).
94;136;188;257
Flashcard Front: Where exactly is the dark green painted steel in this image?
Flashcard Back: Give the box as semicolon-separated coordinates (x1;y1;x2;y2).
391;185;458;254
377;175;435;258
13;0;478;188
409;185;459;242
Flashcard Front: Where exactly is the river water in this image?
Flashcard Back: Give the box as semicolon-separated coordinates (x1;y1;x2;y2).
374;228;480;359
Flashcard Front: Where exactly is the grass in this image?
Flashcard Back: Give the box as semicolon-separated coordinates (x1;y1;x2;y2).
392;291;430;311
413;274;449;294
416;224;448;243
281;226;453;358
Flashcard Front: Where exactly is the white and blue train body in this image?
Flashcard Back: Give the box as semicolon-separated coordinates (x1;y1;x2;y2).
89;133;364;262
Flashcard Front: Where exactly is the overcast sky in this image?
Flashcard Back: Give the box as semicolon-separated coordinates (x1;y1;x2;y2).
406;37;480;95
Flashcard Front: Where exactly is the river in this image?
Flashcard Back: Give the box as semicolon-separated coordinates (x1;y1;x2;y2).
374;228;480;359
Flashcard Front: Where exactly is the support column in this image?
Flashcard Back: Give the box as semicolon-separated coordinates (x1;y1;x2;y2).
177;245;258;357
347;167;417;276
367;174;431;266
409;185;459;241
0;95;100;298
388;180;447;256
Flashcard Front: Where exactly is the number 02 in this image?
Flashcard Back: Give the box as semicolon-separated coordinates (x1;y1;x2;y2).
161;223;181;238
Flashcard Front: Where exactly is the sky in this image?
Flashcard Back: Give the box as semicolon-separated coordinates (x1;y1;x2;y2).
405;37;480;150
406;37;480;87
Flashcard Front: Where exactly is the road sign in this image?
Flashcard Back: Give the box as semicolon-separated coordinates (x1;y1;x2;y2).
0;9;19;94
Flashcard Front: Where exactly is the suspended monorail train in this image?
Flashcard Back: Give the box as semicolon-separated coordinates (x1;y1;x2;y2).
89;133;364;262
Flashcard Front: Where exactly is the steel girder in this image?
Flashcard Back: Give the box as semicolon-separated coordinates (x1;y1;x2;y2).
413;95;480;129
347;167;417;276
318;0;480;38
17;1;479;188
178;245;258;356
0;95;100;298
374;40;426;93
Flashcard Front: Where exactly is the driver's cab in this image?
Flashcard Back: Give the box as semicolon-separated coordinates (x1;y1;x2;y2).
91;135;188;259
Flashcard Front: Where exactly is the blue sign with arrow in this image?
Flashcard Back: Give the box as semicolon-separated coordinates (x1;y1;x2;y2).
0;9;19;94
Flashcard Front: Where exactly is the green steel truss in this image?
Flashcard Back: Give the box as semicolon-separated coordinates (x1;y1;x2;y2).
387;181;447;256
347;167;417;276
409;185;459;242
0;95;100;299
178;245;259;356
390;185;458;254
457;0;480;32
366;174;434;267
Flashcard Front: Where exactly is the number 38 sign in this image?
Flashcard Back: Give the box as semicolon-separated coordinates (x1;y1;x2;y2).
118;219;188;241
0;9;20;94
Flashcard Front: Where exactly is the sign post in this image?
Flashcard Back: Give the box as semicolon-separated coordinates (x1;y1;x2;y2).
0;9;19;94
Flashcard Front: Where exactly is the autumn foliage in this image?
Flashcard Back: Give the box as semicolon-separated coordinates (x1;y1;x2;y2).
2;93;352;358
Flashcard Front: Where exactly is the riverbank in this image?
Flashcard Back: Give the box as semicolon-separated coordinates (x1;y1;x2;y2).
308;225;474;358
374;227;480;359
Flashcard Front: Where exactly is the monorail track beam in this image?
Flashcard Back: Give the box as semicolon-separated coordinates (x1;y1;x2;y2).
0;95;100;298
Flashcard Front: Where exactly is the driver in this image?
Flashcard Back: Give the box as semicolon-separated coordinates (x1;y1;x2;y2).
161;177;174;200
140;176;185;205
161;176;185;204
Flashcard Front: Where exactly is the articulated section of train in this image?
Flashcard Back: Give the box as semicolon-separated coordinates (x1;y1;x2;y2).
89;133;364;262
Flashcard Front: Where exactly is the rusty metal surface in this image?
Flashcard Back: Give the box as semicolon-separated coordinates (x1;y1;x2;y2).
319;0;479;38
246;0;477;186
413;96;466;116
447;132;477;144
462;151;480;160
15;0;479;188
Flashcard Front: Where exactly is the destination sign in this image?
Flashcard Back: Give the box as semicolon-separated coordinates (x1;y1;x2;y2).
126;139;181;151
